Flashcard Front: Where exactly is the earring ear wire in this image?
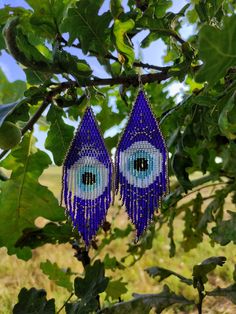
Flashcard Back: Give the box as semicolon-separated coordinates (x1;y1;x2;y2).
138;71;143;91
85;87;91;106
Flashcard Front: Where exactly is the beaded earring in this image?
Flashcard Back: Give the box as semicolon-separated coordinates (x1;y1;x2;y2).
62;101;113;247
115;88;169;240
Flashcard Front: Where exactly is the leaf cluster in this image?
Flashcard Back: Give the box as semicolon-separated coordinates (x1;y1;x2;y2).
0;0;236;313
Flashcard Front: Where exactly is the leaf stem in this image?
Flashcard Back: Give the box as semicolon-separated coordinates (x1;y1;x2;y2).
197;285;205;314
180;182;229;201
56;292;74;314
21;100;49;134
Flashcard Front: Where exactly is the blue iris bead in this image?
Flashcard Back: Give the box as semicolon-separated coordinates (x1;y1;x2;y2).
129;150;154;179
78;165;100;193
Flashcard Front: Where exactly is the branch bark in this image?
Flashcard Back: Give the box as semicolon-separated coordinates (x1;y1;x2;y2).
55;71;172;89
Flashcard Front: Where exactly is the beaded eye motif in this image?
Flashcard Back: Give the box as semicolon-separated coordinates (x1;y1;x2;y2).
62;107;113;246
115;90;169;239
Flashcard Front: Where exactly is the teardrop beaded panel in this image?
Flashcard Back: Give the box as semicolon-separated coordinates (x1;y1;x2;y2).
62;107;113;246
115;90;169;239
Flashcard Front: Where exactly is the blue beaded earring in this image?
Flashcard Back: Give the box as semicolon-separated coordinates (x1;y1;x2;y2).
115;88;169;240
62;99;113;247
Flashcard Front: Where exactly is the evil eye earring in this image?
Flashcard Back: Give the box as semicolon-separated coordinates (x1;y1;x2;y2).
62;97;113;246
115;87;169;240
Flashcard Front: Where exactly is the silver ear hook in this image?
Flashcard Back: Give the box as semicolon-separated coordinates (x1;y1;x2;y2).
138;71;143;91
85;87;91;106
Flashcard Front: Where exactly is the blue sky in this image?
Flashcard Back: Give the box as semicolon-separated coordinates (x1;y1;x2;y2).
0;0;193;82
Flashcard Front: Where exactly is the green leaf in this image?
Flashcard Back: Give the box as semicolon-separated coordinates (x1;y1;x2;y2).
182;124;196;148
97;103;124;133
182;208;203;251
13;287;55;314
0;69;26;104
181;193;204;251
196;15;236;85
0;101;21;127
195;1;209;22
66;260;109;314
45;105;74;166
15;26;52;68
101;285;194;314
103;253;125;271
127;224;155;265
24;69;52;85
206;284;236;305
210;211;236;245
15;222;74;251
110;61;122;76
40;260;73;292
61;0;112;54
221;142;236;177
153;0;172;18
24;83;49;105
197;188;227;232
110;0;124;19
172;151;193;192
105;278;128;301
74;260;109;298
113;19;135;67
141;31;160;49
53;50;92;78
26;0;74;38
97;224;133;253
167;211;176;257
195;0;224;23
218;93;236;140
105;134;119;151
192;256;227;289
145;266;192;285
0;133;64;259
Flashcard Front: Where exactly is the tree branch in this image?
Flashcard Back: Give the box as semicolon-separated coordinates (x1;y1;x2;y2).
21;99;49;134
196;283;205;314
0;65;199;162
56;292;74;314
60;36;170;72
60;71;172;88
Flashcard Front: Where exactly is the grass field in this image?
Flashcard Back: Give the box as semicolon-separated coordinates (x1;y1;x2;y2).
0;166;236;313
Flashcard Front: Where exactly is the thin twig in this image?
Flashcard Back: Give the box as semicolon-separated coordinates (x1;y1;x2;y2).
21;99;49;134
180;182;228;201
71;242;101;310
197;285;205;314
56;292;74;314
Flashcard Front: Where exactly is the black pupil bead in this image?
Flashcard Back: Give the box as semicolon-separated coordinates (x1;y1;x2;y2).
134;158;148;171
82;172;96;185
